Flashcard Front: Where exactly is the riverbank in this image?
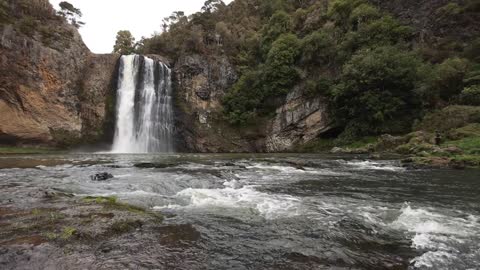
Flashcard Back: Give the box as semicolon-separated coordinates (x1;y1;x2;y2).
0;146;64;155
301;106;480;169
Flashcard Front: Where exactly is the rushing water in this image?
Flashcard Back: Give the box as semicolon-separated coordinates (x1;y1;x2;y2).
112;55;174;153
1;153;479;269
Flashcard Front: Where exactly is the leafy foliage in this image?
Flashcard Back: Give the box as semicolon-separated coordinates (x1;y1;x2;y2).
262;33;301;96
300;31;334;65
139;0;480;139
424;58;471;103
113;30;136;55
460;85;480;106
0;0;9;24
332;46;422;137
58;1;84;28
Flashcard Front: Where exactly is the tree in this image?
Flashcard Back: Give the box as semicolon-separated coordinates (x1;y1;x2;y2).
332;46;422;137
113;30;136;55
162;11;186;32
301;31;334;65
202;0;225;13
262;33;301;95
427;57;471;102
58;1;84;28
260;11;292;56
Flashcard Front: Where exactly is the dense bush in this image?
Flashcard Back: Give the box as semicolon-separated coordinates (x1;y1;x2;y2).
260;11;292;56
262;33;301;96
332;46;422;137
300;31;334;65
426;57;471;102
460;85;480;106
137;0;480;140
0;0;9;24
304;78;332;98
223;70;264;125
18;16;36;36
223;33;301;125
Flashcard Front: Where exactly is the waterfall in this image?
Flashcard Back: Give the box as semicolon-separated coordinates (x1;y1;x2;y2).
111;55;174;153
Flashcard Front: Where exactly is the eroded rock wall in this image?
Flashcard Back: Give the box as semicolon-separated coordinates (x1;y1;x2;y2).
172;54;332;153
0;23;89;145
265;86;331;152
173;54;264;152
0;0;120;147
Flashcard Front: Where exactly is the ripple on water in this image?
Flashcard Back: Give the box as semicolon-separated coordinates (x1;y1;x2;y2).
389;203;480;269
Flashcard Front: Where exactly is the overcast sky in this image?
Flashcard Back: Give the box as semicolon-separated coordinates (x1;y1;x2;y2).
49;0;233;53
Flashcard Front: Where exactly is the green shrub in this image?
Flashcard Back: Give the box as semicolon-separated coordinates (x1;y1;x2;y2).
463;65;480;86
339;15;413;57
304;78;332;97
460;85;480;106
300;31;334;65
260;11;292;56
426;57;471;102
262;33;301;96
18;16;36;36
223;70;264;125
332;46;422;137
415;105;480;132
349;3;381;26
328;0;366;29
436;3;464;18
0;0;10;24
448;123;480;140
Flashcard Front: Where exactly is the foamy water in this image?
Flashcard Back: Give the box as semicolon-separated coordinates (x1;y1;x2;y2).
0;153;478;269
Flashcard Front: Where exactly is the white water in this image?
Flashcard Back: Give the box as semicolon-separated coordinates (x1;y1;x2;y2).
112;55;174;153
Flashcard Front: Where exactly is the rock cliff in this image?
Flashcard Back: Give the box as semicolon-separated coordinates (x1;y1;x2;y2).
173;54;261;152
172;54;332;152
265;86;331;152
0;0;119;147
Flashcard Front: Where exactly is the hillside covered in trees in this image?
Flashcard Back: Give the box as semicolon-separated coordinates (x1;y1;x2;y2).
135;0;479;139
114;0;480;165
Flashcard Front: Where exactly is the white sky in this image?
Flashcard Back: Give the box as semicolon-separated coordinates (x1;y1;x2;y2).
49;0;233;53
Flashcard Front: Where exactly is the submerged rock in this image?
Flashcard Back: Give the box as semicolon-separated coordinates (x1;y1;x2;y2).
134;162;177;169
90;172;114;181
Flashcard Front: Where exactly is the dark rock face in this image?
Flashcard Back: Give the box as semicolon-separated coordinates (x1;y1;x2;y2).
80;54;121;145
173;54;261;153
90;172;114;181
172;54;332;153
266;85;332;152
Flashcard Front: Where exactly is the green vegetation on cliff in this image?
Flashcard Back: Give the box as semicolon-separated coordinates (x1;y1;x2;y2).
130;0;479;161
139;0;479;135
0;0;84;49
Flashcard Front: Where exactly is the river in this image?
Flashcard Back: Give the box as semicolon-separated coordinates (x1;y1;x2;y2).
0;153;479;269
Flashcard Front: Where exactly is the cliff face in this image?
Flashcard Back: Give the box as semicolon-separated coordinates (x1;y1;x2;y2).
265;86;331;152
0;23;88;145
172;54;332;152
0;0;119;147
79;54;121;145
173;54;262;152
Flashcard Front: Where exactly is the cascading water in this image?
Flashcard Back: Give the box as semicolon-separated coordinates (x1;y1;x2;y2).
111;55;174;153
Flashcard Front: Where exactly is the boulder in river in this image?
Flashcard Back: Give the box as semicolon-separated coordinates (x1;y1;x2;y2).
90;172;114;181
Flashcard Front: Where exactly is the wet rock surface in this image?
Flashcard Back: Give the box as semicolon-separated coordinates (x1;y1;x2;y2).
90;172;114;181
